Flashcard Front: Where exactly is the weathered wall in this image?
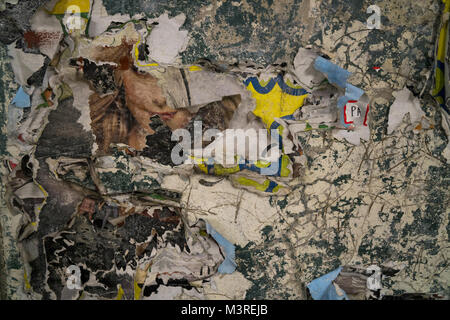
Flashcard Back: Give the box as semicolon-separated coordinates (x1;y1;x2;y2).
0;0;448;299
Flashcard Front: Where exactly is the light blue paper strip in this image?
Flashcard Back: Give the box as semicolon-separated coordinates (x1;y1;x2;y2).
314;57;351;88
11;87;31;108
206;222;236;274
307;266;349;300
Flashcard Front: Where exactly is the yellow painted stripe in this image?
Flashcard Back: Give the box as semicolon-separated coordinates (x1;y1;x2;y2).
33;181;48;228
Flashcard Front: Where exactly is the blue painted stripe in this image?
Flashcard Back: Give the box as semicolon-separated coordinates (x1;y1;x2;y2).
244;77;277;94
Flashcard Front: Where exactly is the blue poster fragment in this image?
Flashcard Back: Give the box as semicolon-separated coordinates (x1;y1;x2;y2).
307;266;349;300
205;221;237;274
